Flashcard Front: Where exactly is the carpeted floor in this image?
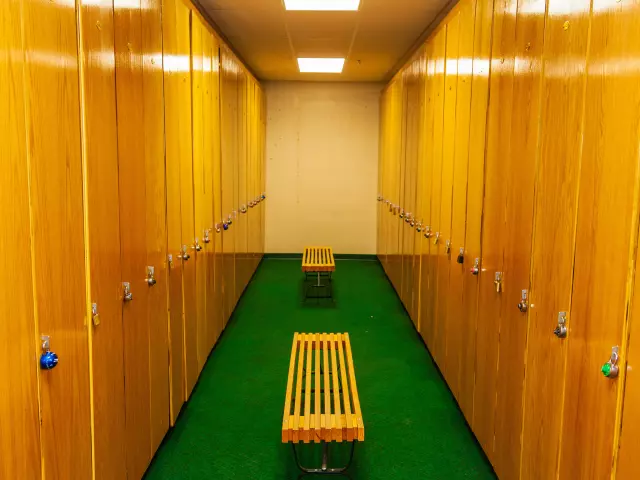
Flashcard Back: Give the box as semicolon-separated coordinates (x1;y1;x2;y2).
144;258;496;479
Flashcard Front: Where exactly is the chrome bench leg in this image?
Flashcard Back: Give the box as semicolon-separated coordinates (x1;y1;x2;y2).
291;441;356;475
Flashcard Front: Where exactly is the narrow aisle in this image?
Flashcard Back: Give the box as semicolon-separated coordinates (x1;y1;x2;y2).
145;259;495;479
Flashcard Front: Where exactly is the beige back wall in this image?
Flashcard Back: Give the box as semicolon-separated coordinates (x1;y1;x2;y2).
265;81;382;254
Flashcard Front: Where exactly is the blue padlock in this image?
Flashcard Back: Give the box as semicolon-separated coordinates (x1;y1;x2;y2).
261;193;266;200
223;222;229;231
40;351;59;370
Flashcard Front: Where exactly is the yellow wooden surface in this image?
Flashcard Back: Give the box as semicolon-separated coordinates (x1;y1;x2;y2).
444;0;473;397
302;247;336;272
236;70;249;296
23;0;93;476
0;1;41;477
162;0;186;425
114;2;154;476
559;1;640;478
77;0;127;477
520;0;591;477
283;333;364;444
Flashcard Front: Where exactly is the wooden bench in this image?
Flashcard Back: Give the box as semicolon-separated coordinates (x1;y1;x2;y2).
302;247;335;299
283;333;364;475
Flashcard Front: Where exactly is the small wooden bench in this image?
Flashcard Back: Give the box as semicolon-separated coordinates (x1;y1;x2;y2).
302;247;335;299
283;333;364;474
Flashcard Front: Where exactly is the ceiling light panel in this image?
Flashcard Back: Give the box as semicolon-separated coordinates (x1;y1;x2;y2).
298;57;345;73
284;0;360;11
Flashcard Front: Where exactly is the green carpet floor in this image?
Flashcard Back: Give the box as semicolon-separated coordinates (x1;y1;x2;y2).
145;258;496;479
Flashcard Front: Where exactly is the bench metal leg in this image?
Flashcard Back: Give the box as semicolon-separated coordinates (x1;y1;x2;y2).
303;271;334;301
291;441;356;475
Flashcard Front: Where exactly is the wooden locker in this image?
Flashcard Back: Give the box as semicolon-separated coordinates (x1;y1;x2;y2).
0;1;41;477
472;0;516;461
445;0;474;398
114;2;154;476
22;0;93;476
141;0;171;452
559;2;640;478
492;0;543;476
162;0;186;425
433;13;459;368
178;5;198;399
191;15;208;373
377;93;388;267
459;0;493;423
397;74;408;300
77;1;127;477
388;80;403;293
421;28;446;351
520;0;591;477
236;70;249;296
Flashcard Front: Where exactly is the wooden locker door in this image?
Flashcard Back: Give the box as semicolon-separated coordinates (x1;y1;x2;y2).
77;1;127;477
559;2;640;478
141;0;170;453
237;70;248;296
473;0;516;461
0;1;41;477
492;0;543;477
520;0;591;477
177;4;198;399
422;28;446;352
433;13;459;369
445;0;474;399
22;0;93;476
191;15;208;374
388;80;403;293
397;74;408;299
114;2;154;476
377;93;388;267
162;0;185;425
459;0;493;422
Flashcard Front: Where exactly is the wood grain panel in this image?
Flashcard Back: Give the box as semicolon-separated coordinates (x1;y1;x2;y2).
236;70;249;297
492;0;543;477
433;12;459;368
520;1;591;477
162;0;185;425
142;0;170;453
77;1;127;477
445;0;474;398
0;1;41;477
459;0;494;423
473;0;516;462
559;1;640;478
22;0;93;476
114;2;153;476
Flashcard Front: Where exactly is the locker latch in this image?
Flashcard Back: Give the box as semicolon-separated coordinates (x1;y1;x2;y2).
457;248;464;264
227;214;233;225
146;266;157;287
470;258;480;275
554;312;567;338
194;239;202;252
40;335;58;370
168;254;173;268
434;232;440;245
91;303;100;326
424;226;432;239
399;209;405;219
215;223;222;234
601;346;619;378
240;204;247;214
203;229;211;244
377;195;383;202
494;272;503;293
445;239;451;254
517;290;528;313
180;245;191;261
122;282;133;302
416;222;422;233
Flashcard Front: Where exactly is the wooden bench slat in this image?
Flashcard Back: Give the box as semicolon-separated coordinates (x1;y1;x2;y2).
293;333;306;443
344;333;364;441
302;246;336;272
323;333;331;442
330;334;342;441
282;333;299;442
303;335;313;443
337;333;354;441
314;334;321;443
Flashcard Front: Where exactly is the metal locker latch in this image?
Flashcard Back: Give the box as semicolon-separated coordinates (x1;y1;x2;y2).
227;214;233;225
123;282;133;302
434;232;440;245
494;272;503;293
470;258;480;275
554;312;567;338
424;226;432;239
518;290;528;313
445;240;451;254
215;223;222;233
194;239;202;252
400;209;405;219
203;229;211;244
91;303;100;326
601;346;619;378
168;254;173;268
377;195;383;202
40;335;58;370
146;266;157;286
240;204;247;214
180;245;191;261
457;248;464;264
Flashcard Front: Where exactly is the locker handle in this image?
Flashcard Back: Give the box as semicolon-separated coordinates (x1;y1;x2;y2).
601;346;619;378
40;335;59;370
180;245;191;261
123;282;133;301
146;266;157;286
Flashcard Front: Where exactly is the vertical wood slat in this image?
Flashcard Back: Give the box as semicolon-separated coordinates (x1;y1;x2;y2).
330;334;343;441
293;333;306;443
303;334;312;443
337;333;354;441
315;334;321;442
344;333;364;440
323;333;331;441
282;333;299;442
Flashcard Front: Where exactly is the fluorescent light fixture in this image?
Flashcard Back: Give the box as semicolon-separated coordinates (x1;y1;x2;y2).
298;58;345;73
284;0;360;11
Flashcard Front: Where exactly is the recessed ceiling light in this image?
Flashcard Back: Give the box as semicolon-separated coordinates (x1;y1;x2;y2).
298;58;345;73
284;0;360;11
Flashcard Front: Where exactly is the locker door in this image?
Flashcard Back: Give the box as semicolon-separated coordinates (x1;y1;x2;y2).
445;0;474;397
191;16;208;373
559;2;640;478
473;0;516;461
422;29;446;351
433;14;459;368
520;0;591;477
114;3;153;476
22;0;93;476
162;0;185;424
236;70;249;296
377;93;388;267
77;1;127;477
459;0;493;422
141;0;171;452
0;1;41;477
492;0;543;477
397;76;408;299
388;80;403;293
178;5;197;398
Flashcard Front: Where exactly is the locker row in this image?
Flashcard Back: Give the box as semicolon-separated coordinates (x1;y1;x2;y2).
0;0;265;479
377;0;640;479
